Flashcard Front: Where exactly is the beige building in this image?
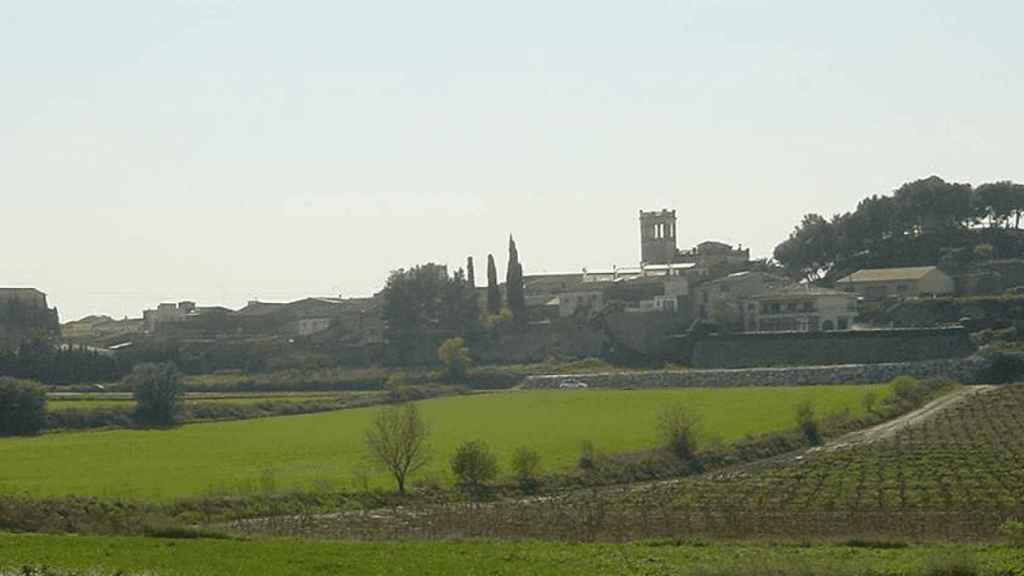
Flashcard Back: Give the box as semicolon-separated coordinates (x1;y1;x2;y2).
745;285;858;332
835;266;954;300
694;271;791;326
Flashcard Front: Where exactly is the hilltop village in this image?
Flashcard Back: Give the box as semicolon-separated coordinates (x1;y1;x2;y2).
7;180;1024;381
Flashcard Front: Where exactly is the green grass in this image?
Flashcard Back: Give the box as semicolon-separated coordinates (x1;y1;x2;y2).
0;385;889;501
2;533;1022;576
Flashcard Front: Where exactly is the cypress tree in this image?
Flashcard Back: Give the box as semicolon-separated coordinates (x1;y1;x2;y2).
486;254;501;314
466;256;476;288
506;236;526;322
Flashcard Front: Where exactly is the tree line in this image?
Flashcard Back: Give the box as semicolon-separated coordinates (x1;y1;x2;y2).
773;176;1024;282
0;339;122;384
381;235;527;365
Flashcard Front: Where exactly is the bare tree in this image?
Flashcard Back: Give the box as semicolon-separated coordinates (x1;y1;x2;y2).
364;403;430;495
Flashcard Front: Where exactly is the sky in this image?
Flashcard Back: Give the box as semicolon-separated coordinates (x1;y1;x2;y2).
2;1;1023;321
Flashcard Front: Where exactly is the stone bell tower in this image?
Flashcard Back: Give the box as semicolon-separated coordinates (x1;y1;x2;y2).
639;209;678;265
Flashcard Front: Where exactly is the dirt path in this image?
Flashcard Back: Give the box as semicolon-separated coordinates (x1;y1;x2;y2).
816;384;995;453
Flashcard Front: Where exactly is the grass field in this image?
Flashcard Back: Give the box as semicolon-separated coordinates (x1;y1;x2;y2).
2;533;1022;576
0;385;889;501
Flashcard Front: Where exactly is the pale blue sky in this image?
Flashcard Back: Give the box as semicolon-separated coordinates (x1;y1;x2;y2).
3;1;1022;321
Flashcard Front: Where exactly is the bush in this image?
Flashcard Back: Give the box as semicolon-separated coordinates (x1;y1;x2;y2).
578;440;597;471
795;401;822;446
128;362;184;426
511;446;541;492
921;552;979;576
979;349;1024;384
438;338;471;383
999;517;1024;546
657;404;699;462
0;377;47;436
450;440;498;495
890;375;925;404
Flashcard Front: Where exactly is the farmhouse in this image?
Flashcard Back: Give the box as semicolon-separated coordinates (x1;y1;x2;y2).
836;266;954;300
744;285;858;332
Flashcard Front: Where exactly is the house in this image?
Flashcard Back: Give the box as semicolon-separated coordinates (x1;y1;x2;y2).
835;266;954;300
745;285;859;332
548;290;605;318
693;271;791;327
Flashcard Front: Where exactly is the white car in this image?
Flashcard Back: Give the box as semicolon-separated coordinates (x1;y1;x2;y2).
558;379;589;389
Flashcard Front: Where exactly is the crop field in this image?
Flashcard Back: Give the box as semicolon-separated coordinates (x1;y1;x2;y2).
664;383;1024;537
2;533;1023;576
358;385;1024;541
0;385;888;501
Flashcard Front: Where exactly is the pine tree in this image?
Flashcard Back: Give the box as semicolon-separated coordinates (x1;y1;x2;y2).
486;254;501;315
506;236;526;322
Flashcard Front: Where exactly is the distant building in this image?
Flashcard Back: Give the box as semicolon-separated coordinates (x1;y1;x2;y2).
745;285;858;332
0;287;48;309
693;271;791;325
639;209;750;269
835;266;955;300
0;287;59;345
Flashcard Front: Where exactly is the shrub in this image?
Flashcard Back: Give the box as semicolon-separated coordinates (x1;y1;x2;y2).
657;404;699;462
128;362;185;426
0;377;47;436
511;446;541;492
795;401;822;446
890;375;924;404
921;552;979;576
438;338;471;383
578;440;597;471
450;440;498;495
861;391;878;414
999;517;1024;546
979;349;1024;384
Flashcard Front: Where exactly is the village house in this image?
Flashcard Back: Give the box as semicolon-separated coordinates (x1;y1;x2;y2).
693;271;791;326
835;266;955;300
744;285;859;333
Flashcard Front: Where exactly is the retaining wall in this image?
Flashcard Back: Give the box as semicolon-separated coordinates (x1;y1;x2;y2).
523;356;988;390
685;327;975;369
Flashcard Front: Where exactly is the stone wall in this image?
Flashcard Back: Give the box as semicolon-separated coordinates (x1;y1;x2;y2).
523;356;989;390
684;327;975;369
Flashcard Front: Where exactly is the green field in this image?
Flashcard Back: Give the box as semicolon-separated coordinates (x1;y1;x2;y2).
2;533;1022;576
0;386;889;501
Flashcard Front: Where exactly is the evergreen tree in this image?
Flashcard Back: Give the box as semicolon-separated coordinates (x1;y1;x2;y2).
466;256;476;288
506;236;526;322
486;254;501;315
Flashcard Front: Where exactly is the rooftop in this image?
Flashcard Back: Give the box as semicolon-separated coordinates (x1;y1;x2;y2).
837;266;940;283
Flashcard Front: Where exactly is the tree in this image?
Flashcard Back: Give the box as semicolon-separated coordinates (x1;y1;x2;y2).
450;440;498;495
511;446;541;492
506;236;526;322
0;377;47;436
365;403;430;495
486;254;501;315
466;256;476;288
657;404;699;461
438;337;471;383
796;401;822;446
381;263;479;364
773;214;837;282
129;362;185;426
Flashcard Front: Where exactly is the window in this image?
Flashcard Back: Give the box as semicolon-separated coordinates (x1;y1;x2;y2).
770;303;781;314
786;302;797;312
838;317;849;330
802;301;814;312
